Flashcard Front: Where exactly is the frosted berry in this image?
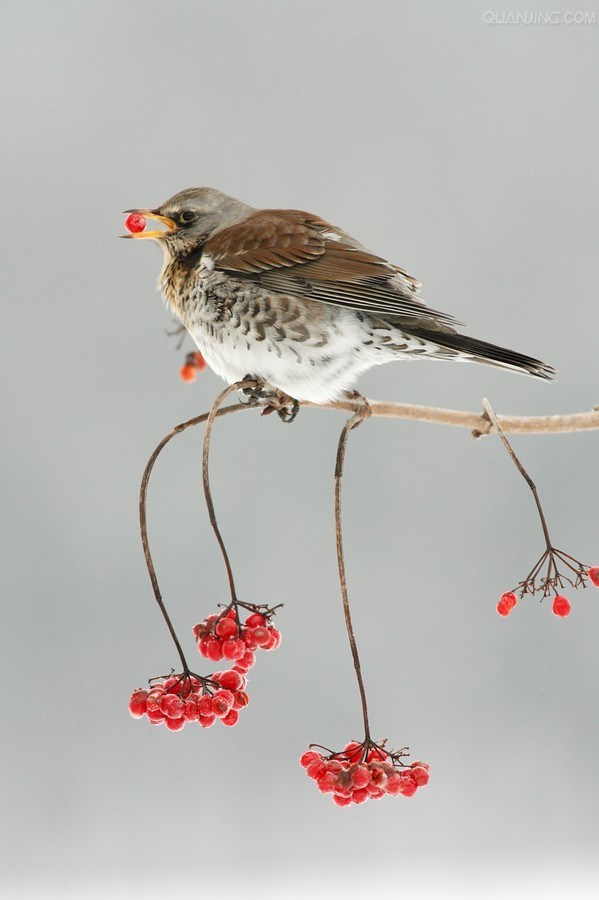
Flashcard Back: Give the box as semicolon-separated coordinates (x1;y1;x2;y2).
497;591;517;617
589;567;599;588
124;212;146;233
128;689;148;719
552;595;571;617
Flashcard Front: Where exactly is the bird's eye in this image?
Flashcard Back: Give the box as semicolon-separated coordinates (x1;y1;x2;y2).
180;210;197;224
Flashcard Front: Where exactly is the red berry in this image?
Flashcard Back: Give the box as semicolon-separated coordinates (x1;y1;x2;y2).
222;638;245;660
343;742;362;764
350;765;371;789
216;618;238;639
180;364;196;383
333;794;352;807
198;695;213;717
221;709;239;727
384;773;403;795
497;591;517;617
128;689;148;719
146;691;164;713
199;714;216;728
211;690;234;717
263;627;281;651
250;626;271;646
397;773;418;797
124;212;146;233
351;788;369;804
552;595;571;617
232;690;249;710
589;567;599;588
306;758;327;780
198;637;211;657
146;707;165;724
245;612;266;628
410;765;430;787
161;694;184;719
300;751;321;769
206;639;224;662
165;716;186;731
183;698;198;721
236;650;256;671
217;670;244;691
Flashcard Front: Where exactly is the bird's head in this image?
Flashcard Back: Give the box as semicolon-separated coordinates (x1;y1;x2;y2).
122;187;253;259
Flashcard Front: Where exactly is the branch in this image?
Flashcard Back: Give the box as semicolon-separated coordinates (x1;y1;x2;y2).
308;398;599;437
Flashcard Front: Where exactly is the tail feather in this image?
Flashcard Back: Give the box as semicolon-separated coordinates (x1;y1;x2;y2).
411;328;556;381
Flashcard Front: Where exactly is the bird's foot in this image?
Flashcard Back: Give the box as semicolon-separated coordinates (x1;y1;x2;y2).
238;376;300;422
261;392;300;424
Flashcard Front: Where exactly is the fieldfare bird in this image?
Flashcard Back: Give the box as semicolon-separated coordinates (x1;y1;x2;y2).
124;187;554;407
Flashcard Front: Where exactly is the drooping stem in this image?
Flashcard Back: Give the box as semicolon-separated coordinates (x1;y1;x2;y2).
201;381;256;604
334;403;372;743
139;395;260;661
482;397;553;550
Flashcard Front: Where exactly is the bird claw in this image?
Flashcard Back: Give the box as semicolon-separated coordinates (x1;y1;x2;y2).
265;394;300;423
238;377;300;422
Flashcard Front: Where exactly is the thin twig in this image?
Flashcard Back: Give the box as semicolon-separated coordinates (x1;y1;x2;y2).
138;398;260;662
482;397;553;549
334;402;373;743
201;381;256;603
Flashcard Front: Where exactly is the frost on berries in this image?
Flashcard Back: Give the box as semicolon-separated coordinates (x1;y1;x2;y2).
128;670;250;731
301;741;430;806
129;603;280;732
193;605;281;668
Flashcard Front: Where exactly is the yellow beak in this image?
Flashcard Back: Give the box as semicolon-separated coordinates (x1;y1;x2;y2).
121;209;179;239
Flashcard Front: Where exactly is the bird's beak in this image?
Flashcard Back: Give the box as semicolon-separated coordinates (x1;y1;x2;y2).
120;209;179;239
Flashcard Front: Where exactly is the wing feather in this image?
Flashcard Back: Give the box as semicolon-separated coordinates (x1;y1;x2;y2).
204;209;460;327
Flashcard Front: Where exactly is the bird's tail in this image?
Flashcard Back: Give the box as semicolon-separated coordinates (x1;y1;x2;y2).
410;328;556;380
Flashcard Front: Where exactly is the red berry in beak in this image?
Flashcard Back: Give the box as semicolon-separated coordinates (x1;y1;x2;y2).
124;213;146;234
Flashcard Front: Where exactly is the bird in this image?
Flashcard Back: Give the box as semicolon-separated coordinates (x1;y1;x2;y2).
123;187;555;411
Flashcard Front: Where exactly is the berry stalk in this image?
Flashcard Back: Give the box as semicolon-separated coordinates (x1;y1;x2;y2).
138;393;259;663
201;381;259;606
334;402;373;744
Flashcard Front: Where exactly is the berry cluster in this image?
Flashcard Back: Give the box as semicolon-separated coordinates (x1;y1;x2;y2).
180;351;207;383
194;607;281;664
497;562;599;618
301;742;430;807
129;669;250;731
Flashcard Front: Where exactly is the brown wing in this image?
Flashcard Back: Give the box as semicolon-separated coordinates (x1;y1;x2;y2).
204;209;459;326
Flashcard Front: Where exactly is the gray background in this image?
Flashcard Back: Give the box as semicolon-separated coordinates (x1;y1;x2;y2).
1;1;598;897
